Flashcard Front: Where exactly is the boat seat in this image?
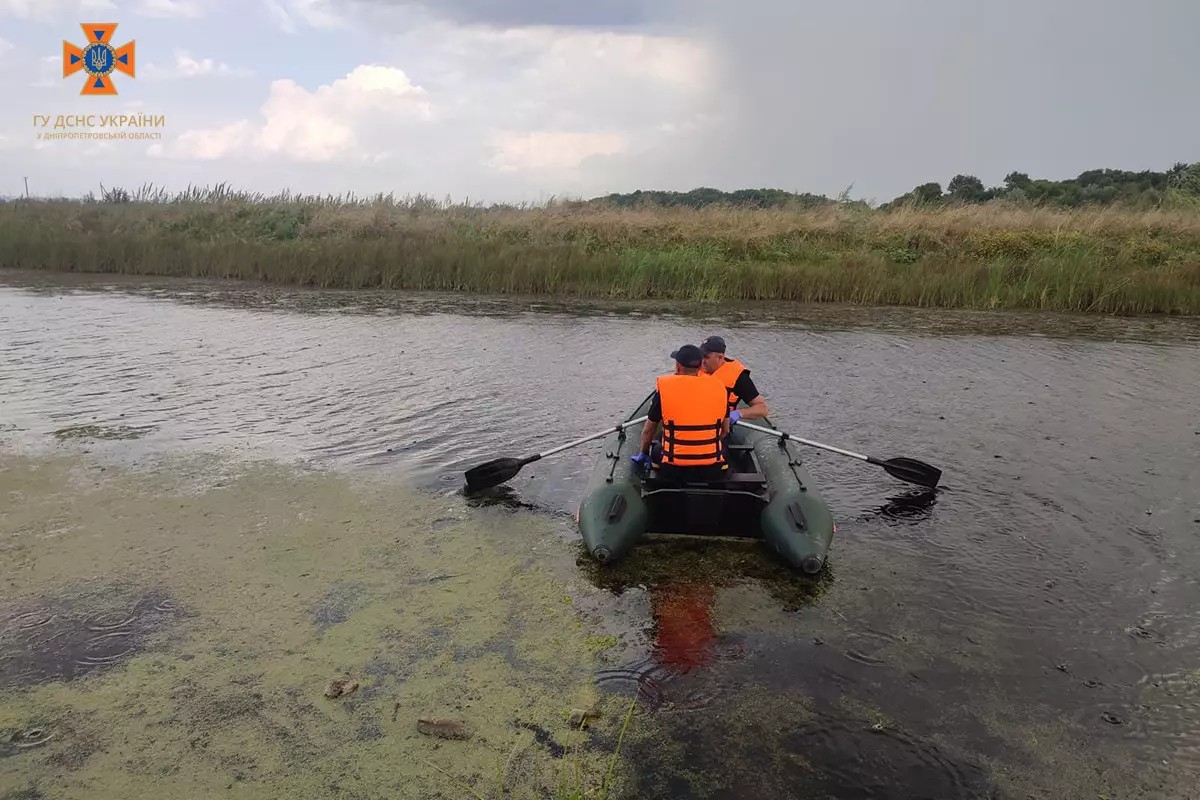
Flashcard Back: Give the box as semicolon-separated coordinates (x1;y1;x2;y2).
724;472;767;484
647;471;767;488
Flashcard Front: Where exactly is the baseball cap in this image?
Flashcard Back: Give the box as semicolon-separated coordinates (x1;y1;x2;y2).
700;335;726;354
670;344;703;368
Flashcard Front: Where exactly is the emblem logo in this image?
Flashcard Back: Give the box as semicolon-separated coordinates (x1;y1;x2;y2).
63;23;136;96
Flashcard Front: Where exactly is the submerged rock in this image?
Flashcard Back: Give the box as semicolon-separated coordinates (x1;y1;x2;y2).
568;707;601;729
417;717;471;740
324;678;359;699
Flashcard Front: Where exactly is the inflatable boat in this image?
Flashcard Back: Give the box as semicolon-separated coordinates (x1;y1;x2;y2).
576;393;836;573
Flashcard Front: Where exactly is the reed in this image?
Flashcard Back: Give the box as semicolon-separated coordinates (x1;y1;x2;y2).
2;184;1198;314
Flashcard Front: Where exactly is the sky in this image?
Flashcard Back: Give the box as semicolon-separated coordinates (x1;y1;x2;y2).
1;0;1198;204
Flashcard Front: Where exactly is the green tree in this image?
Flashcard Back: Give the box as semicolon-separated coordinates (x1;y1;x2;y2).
1168;162;1200;194
947;174;986;203
913;182;943;204
1004;171;1032;191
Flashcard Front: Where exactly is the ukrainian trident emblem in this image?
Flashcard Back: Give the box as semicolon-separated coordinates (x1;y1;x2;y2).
63;23;136;96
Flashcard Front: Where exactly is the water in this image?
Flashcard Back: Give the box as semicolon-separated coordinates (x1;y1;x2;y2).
3;270;1200;798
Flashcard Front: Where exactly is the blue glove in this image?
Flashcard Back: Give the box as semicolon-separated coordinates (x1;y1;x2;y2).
629;452;650;468
729;409;741;425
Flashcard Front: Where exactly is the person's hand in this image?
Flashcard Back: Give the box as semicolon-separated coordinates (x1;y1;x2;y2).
729;409;741;425
629;452;650;468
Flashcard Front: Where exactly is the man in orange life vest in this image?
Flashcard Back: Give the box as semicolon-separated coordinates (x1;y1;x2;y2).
629;344;733;482
697;335;769;421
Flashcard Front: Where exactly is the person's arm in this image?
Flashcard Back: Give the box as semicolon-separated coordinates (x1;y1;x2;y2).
638;392;662;455
639;419;658;454
732;372;768;420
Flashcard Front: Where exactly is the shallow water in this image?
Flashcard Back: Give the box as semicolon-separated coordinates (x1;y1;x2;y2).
2;270;1200;798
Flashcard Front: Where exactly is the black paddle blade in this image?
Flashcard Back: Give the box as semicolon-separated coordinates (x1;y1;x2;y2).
463;457;524;491
879;457;942;489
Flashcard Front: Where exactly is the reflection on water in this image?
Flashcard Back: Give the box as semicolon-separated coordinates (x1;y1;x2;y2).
3;271;1200;797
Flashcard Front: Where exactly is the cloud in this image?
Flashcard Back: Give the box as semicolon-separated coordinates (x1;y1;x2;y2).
666;0;1200;201
143;50;253;79
3;5;709;202
132;16;718;203
487;130;629;173
138;0;206;17
0;0;115;19
355;0;681;29
389;23;714;123
0;36;12;60
264;0;346;32
155;64;432;162
31;54;65;89
175;51;251;77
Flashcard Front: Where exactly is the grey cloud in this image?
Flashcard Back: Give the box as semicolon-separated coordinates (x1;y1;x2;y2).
360;0;683;28
624;0;1200;202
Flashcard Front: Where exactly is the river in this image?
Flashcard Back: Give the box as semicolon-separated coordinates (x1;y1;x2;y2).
2;270;1199;799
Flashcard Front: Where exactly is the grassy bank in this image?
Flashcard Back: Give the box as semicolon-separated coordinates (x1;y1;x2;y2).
2;189;1199;314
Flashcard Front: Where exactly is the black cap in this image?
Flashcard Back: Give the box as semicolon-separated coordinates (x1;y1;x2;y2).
670;344;703;368
700;335;726;354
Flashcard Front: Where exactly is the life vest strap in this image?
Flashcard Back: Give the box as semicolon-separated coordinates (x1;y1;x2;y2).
663;434;721;446
662;420;725;465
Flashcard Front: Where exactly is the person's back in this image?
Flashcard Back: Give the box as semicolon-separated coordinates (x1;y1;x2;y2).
631;344;731;482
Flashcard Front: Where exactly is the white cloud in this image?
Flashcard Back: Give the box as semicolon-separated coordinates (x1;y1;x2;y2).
392;24;714;180
156;64;432;162
140;18;717;198
176;51;250;76
3;10;719;203
138;0;206;17
144;50;253;79
32;55;65;89
487;130;629;173
0;0;115;19
497;28;711;92
378;23;714;136
264;0;345;33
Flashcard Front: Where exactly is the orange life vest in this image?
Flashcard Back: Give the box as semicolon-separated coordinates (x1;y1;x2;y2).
655;373;729;467
706;357;748;411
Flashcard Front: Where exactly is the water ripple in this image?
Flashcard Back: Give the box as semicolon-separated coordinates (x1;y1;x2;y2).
3;274;1200;793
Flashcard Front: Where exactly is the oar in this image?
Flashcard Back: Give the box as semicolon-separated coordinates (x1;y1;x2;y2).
464;416;650;491
734;420;942;489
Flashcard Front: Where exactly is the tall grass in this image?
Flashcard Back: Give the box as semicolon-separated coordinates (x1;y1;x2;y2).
2;183;1199;314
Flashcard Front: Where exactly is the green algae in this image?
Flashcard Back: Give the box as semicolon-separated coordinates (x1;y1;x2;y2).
0;450;639;800
51;424;157;442
582;636;618;655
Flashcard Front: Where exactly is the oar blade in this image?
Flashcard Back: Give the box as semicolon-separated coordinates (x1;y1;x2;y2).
464;457;524;491
881;457;942;489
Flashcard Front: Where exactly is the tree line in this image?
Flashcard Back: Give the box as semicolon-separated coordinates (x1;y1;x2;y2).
585;162;1200;210
585;187;837;210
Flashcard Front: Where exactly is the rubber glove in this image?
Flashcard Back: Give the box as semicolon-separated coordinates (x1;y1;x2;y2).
729;409;742;425
629;452;650;468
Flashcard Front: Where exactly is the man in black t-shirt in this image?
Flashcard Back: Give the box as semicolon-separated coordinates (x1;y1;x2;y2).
698;335;769;421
